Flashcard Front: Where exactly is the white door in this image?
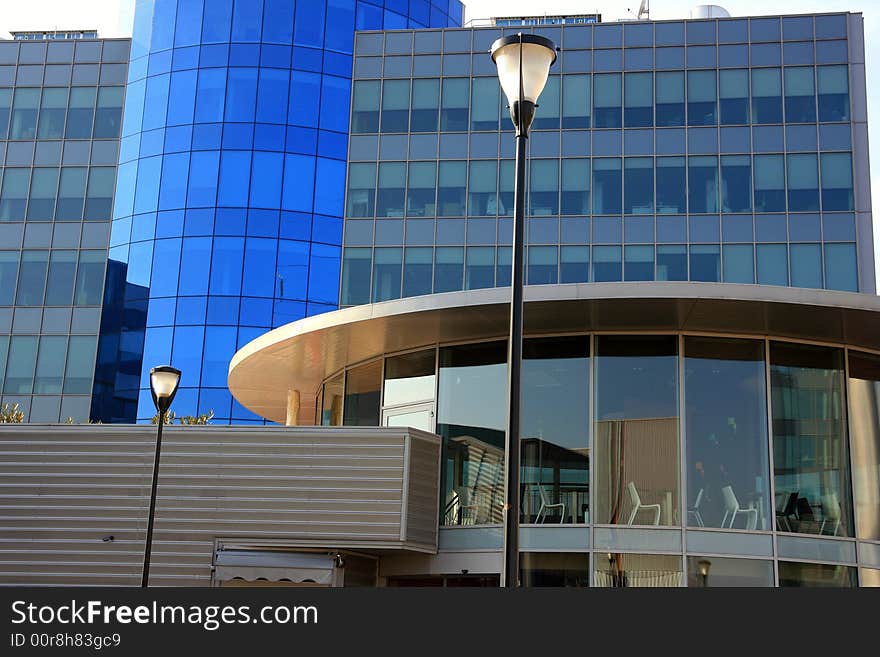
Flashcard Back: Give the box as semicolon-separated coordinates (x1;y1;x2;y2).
382;402;435;433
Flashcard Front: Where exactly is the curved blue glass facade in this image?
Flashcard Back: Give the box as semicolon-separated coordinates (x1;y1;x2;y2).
92;0;464;423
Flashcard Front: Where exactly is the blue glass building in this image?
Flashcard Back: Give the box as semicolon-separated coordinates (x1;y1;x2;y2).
92;0;464;423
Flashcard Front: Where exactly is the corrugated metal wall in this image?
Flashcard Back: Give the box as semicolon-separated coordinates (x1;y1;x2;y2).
0;425;440;586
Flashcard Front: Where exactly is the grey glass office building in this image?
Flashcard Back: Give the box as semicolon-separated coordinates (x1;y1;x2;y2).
340;12;874;304
0;36;129;422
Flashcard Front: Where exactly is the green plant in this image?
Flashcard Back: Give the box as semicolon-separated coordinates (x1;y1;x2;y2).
150;410;214;425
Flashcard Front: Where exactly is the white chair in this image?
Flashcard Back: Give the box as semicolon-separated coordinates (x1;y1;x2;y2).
721;485;758;530
453;487;478;526
687;488;705;527
626;481;661;526
534;484;566;524
820;492;841;536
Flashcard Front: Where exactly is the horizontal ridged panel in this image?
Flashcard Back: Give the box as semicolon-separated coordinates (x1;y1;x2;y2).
0;426;440;586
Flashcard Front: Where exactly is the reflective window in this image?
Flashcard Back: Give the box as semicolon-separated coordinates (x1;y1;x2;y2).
401;246;431;296
527;246;557;284
530;159;558;216
688;156;718;213
562;74;590;128
624;157;653;214
411;78;439;132
770;342;853;537
596;553;682;587
656;157;686;213
0;252;18;305
847;351;880;540
346;163;376;218
687;70;716;126
439;341;507;526
343;360;381;427
787;153;819;212
593;73;621;128
26;168;59;220
65;87;96;138
751;68;783;124
434;246;463;293
778;562;857;587
10;88;39;139
820;152;853;211
561;159;589;215
321;373;343;426
37;88;68;139
15;251;48;306
440;78;469;131
560;246;589;284
817;65;849;122
56;167;87;220
532;76;559;130
372;248;401;302
594;335;679;526
723;244;755;283
625;245;654;281
407;162;436;217
686;557;773;587
592;158;621;215
381;79;409;133
521;553;589;587
438;161;466;216
5;336;38;393
74;250;105;306
94;87;123;138
721;155;751;213
685;337;770;530
44;250;76;306
784;67;816;123
789;243;822;288
466;246;494;289
468;160;497;217
656;71;685;127
824;243;858;292
719;69;749;125
0;89;10;139
657;245;687;281
592;245;621;282
690;245;720;281
754;154;786;212
376;162;405;217
85;168;116;220
34;336;67;394
341;248;371;305
383;349;435;408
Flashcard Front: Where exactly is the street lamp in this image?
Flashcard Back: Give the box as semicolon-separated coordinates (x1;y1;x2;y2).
490;33;557;588
697;559;712;588
142;365;181;587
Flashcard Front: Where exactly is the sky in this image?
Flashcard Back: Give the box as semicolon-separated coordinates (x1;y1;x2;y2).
1;0;878;286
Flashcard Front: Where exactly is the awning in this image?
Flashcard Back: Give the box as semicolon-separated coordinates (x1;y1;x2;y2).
214;550;336;584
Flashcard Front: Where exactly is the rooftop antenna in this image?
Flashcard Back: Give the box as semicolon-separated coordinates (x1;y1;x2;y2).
638;0;650;20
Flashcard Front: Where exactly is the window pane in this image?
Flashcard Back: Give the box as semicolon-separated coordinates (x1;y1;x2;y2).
721;155;751;212
560;245;589;283
403;246;432;297
439;341;507;525
593;73;621;128
341;248;371;305
754;155;786;212
74;250;105;305
719;69;749;125
380;79;409;133
527;246;557;284
624;73;653;128
685;337;770;530
472;78;501;131
817;65;849;122
562;74;590;129
411;78;439;132
44;250;76;306
37;88;68;138
688;156;718;213
624;157;653;214
592;158;622;214
657;245;687;280
561;159;589;215
690;245;720;282
784;67;816;123
521;553;589;587
778;562;857;587
34;336;67;394
657;157;686;213
770;342;852;537
15;250;48;306
351;80;379;133
0;252;19;306
656;71;685;127
596;553;682;587
824;242;857;292
532;76;559;130
820;152;853;211
434;246;463;293
786;153;819;211
521;337;590;524
94;86;124;138
343;360;381;427
0;168;30;220
465;246;494;289
85;167;116;219
751;68;783;124
321;373;343;426
530;160;558;216
848;351;880;540
376;162;405;217
687;70;716;126
65;87;96;138
371;247;401;302
63;335;97;394
5;336;38;394
406;161;436;217
595;335;680;526
440;78;468;131
468;160;497;217
592;245;621;282
686;557;774;587
790;243;822;288
346;163;376;218
438;161;466;217
56;167;87;220
26;168;59;220
499;160;514;217
0;89;11;139
10;88;39;139
624;245;653;281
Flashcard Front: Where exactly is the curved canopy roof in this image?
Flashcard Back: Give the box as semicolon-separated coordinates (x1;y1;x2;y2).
228;283;880;424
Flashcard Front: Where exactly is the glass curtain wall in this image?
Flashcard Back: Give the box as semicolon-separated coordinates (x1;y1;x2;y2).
770;342;853;537
521;337;590;524
778;561;857;587
684;337;771;530
847;351;880;540
438;341;507;526
686;557;774;587
594;335;680;526
521;553;589;587
342;360;381;426
595;553;682;587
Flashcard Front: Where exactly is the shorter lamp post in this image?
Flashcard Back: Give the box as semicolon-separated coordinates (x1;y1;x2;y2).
697;559;712;588
142;365;181;588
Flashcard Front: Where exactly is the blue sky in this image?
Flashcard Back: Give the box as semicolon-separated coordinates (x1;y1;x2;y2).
2;0;878;286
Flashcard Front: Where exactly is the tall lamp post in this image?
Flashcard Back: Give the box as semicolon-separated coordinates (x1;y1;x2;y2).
142;365;181;587
490;33;557;588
